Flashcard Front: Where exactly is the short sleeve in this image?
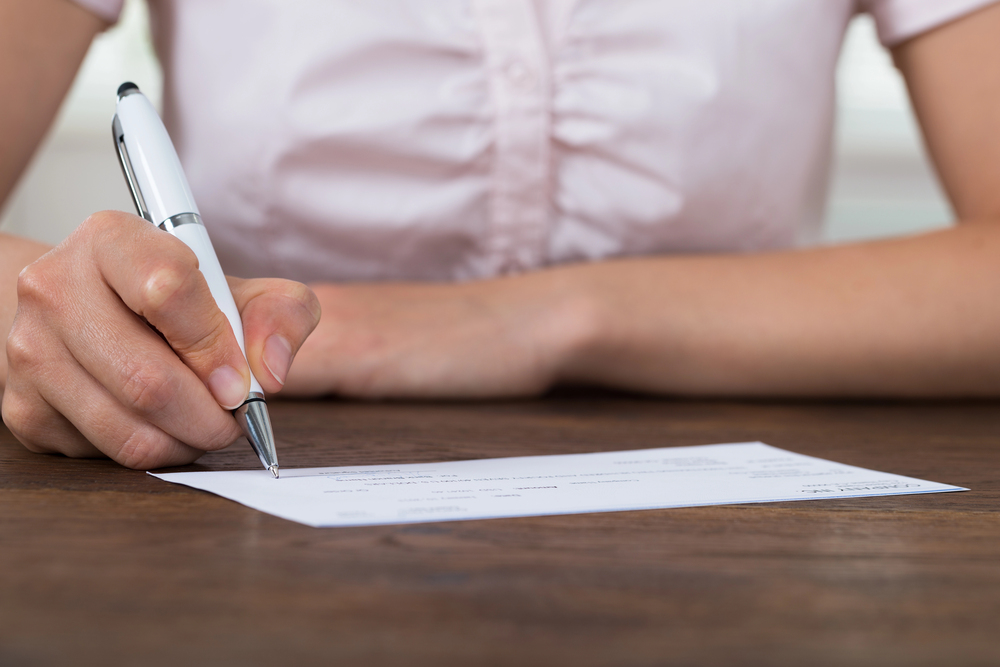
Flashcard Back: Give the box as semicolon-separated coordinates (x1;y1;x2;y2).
68;0;125;24
861;0;999;46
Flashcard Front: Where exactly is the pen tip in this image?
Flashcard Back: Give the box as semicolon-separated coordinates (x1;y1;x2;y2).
269;465;280;479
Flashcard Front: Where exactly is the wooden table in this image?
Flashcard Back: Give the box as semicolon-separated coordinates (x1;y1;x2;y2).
1;395;998;666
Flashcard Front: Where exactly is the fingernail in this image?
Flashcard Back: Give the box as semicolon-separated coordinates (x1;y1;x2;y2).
207;365;248;410
262;334;293;386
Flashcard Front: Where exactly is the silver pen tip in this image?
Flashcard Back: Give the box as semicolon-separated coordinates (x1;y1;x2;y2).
234;396;279;475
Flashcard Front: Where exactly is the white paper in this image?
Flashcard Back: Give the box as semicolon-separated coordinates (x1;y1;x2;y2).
150;442;966;527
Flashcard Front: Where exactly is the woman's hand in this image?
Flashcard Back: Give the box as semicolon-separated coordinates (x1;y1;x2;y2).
282;272;596;399
2;211;320;469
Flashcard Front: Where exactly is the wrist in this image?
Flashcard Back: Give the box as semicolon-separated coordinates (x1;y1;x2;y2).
504;263;605;390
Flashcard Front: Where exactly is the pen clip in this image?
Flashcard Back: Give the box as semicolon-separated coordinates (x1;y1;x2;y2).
112;114;153;224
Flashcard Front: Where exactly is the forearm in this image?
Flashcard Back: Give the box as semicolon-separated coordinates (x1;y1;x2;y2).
553;222;1000;397
0;232;52;391
0;0;102;393
0;0;102;204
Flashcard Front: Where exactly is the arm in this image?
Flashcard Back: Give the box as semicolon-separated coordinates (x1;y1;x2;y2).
285;3;1000;399
0;0;103;204
573;3;1000;397
1;0;320;467
0;0;104;387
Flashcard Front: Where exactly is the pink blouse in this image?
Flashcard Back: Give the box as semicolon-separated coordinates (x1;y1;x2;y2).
75;0;996;282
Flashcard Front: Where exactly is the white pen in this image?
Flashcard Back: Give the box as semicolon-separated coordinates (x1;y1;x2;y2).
112;82;279;478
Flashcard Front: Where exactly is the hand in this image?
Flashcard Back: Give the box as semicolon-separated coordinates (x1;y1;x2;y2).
281;272;595;399
2;211;320;469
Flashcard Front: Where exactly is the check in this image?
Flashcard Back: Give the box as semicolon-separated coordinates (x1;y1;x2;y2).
150;442;966;527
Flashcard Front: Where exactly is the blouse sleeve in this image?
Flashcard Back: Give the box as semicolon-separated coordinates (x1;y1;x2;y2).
862;0;999;46
67;0;125;24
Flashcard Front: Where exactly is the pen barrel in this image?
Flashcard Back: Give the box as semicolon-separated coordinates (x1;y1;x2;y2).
114;89;264;399
172;222;264;396
115;93;199;225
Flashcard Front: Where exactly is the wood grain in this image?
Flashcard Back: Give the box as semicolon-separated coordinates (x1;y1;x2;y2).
1;394;998;666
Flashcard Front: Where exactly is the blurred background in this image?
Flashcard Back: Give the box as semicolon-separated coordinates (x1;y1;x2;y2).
0;0;953;247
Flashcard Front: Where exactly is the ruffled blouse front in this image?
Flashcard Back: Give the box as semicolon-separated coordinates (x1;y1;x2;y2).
74;0;996;282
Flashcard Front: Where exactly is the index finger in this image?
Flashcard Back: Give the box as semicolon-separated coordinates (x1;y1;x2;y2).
91;212;251;409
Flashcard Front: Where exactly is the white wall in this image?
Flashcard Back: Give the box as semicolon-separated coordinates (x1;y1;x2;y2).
0;6;952;248
827;15;951;243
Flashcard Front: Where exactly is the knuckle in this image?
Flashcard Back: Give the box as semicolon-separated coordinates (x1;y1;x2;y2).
1;392;27;432
138;257;199;313
79;211;111;234
5;320;55;379
197;418;241;452
5;327;39;372
78;209;133;236
115;426;168;470
121;363;179;416
281;279;314;304
295;283;323;325
15;262;57;306
1;394;48;453
172;315;233;361
277;280;322;326
74;211;125;248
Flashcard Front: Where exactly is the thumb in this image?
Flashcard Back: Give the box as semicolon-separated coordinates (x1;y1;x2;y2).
228;276;322;393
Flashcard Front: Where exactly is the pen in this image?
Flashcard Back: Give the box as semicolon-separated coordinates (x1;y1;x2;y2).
111;82;279;478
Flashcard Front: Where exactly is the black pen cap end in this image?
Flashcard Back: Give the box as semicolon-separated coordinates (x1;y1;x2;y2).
117;81;140;98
